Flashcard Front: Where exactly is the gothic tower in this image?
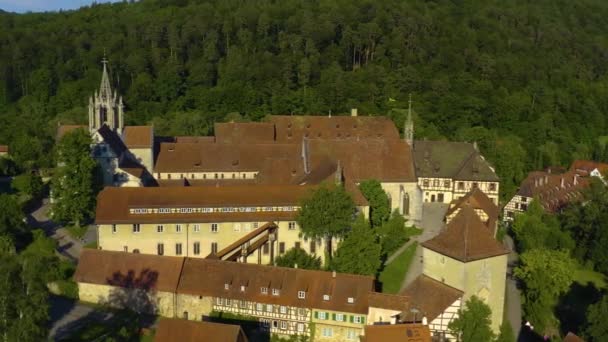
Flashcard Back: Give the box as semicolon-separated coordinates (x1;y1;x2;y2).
404;94;414;146
89;58;124;134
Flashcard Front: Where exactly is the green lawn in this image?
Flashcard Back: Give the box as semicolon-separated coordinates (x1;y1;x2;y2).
379;242;418;294
573;268;607;289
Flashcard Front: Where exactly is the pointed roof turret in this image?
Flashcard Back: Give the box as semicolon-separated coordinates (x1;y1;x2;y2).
404;93;414;145
99;56;112;101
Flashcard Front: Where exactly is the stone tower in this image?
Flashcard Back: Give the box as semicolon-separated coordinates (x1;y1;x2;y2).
404;94;414;146
89;58;124;134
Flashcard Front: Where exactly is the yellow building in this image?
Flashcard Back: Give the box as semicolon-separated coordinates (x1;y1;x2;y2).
420;205;509;334
74;249;413;342
95;184;369;264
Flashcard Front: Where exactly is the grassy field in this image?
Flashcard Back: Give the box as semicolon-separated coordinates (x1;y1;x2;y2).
379;242;418;294
573;268;607;289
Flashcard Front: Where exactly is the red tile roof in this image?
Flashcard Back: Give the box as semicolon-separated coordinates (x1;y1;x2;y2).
400;275;463;321
563;332;584;342
123;126;153;148
74;249;184;293
154;318;248;342
446;188;498;230
362;324;431;342
422;205;509;262
214;122;276;144
570;160;608;176
516;170;589;213
95;184;362;224
76;250;380;315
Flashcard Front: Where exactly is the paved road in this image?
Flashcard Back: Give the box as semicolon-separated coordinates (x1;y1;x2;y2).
399;203;448;291
48;295;114;341
27;199;88;261
504;235;523;339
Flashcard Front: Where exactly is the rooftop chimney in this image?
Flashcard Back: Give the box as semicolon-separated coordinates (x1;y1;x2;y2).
351;108;358;117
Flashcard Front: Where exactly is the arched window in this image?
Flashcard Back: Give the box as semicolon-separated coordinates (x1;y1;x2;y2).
402;193;410;216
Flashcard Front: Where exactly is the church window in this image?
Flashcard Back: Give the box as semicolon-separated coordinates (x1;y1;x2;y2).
100;106;107;123
402;193;410;216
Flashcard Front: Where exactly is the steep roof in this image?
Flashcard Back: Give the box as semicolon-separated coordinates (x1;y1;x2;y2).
447;188;498;218
97;124;127;156
367;292;410;313
268;115;400;142
422;205;509;262
400;275;463;322
74;249;184;293
516;170;589;213
56;125;86;140
413;140;498;181
123;126;153;148
177;257;375;314
154;318;247;342
446;188;498;229
362;324;431;342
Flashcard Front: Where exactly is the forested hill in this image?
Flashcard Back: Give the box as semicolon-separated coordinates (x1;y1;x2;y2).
1;0;608;197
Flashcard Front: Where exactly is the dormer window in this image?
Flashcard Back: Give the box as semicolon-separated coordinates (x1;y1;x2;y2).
240;285;246;292
323;294;330;301
261;287;268;294
272;288;280;296
347;297;354;304
298;291;306;299
224;283;230;290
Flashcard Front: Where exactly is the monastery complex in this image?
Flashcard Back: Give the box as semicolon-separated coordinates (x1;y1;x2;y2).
67;63;509;341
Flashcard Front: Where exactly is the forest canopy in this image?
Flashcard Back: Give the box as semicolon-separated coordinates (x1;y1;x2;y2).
1;0;608;197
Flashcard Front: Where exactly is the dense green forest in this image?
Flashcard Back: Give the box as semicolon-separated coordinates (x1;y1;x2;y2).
2;0;608;197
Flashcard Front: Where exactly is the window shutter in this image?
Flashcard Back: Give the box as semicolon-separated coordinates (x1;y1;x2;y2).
314;311;318;319
360;316;365;324
350;315;354;323
332;313;336;321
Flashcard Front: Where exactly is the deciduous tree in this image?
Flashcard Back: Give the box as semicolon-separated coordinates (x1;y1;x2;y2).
359;179;390;228
275;247;321;270
331;215;382;276
448;296;495;342
296;186;355;260
51;128;101;227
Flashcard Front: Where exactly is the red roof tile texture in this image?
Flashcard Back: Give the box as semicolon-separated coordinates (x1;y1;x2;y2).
154;318;248;342
400;275;463;321
362;324;432;342
75;249;378;315
177;257;375;314
73;249;184;293
123;126;153;148
95;185;322;224
422;205;509;262
516;170;589;213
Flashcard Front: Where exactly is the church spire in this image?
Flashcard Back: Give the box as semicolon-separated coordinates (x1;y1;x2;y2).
404;93;414;146
99;55;112;101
